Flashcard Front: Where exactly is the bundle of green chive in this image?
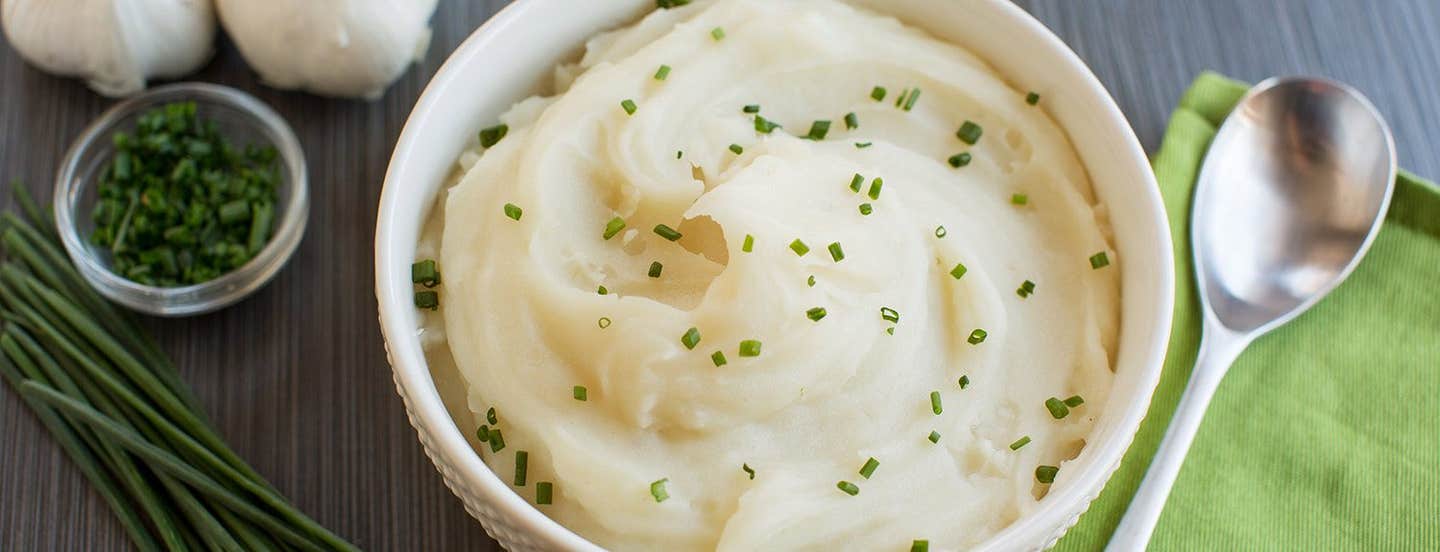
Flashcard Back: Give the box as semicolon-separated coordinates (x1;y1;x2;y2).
0;187;355;551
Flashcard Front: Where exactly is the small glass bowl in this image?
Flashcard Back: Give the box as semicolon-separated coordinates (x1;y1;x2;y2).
54;83;308;317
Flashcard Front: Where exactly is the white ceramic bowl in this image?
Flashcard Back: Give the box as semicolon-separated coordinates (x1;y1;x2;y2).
376;1;1174;550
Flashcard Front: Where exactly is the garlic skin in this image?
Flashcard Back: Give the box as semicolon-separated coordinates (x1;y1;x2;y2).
1;0;216;97
215;0;439;99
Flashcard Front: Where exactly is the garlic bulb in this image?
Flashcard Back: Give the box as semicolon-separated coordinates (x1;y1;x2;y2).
215;0;439;99
1;0;216;97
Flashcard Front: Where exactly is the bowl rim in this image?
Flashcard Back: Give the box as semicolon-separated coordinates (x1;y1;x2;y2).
376;1;1174;550
53;82;309;317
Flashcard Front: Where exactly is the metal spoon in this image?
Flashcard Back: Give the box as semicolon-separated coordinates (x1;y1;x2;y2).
1107;77;1396;550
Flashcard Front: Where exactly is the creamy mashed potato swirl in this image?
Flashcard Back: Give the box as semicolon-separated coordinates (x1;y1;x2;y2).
435;0;1120;549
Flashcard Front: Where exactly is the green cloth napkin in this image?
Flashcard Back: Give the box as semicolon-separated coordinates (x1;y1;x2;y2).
1055;72;1440;551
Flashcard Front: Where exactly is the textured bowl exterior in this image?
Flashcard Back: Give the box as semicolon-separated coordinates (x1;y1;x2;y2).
376;1;1173;550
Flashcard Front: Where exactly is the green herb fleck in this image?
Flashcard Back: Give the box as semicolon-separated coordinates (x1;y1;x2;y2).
949;262;968;279
742;234;754;252
903;88;922;111
573;386;588;401
480;124;509;147
948;152;972;168
956;120;983;145
806;307;827;321
1009;436;1031;451
870;86;887;101
503;203;523;221
789;239;810;256
489;429;506;453
414;291;438;311
1045;397;1070;419
850;173;865;193
598;317;612;329
1090;251;1111;269
867;177;883;200
1026;91;1041;105
654;64;672;80
710;27;726;41
968;328;987;344
603;217;627;240
930;391;943;415
827;242;845;262
742;463;755;480
654;224;683;241
754;115;781;133
1064;395;1085;407
958;375;970;389
738;339;762;357
836;480;860;496
912;540;929;552
844;112;859;130
1036;465;1059;484
536;482;553;504
805;120;832;140
743;104;761;113
859;203;873;215
1011;193;1029;205
411;260;440;287
711;350;728;366
650;478;670;502
855;142;873;149
880;307;900;323
621;99;638;115
648;261;663;278
859;458;879;479
514;450;529;486
928;430;941;444
729;143;744;155
681;327;702;350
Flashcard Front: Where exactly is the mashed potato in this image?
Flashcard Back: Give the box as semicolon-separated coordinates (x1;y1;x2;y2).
431;0;1120;549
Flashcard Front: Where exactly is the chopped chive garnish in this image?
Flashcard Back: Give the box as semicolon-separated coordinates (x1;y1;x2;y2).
859;458;880;479
967;328;987;344
844;112;859;130
859;203;873;215
928;430;941;443
711;350;728;366
742;234;754;252
850;173;864;193
870;86;887;101
855;142;873;149
805;120;832;140
930;391;943;415
598;285;608;295
742;463;755;480
648;261;663;278
657;0;691;7
1026;91;1041;105
514;450;529;486
729;143;744;155
743;104;761;113
710;27;726;41
655;64;672;80
489;429;506;453
411;260;440;287
789;239;810;256
949;262;968;279
479;124;509;148
1045;397;1070;419
536;482;553;504
956;120;983;145
603;216;627;240
487;407;498;425
1090;251;1111;269
958;375;970;389
754;115;781;133
948;152;972;168
1009;436;1031;450
1036;465;1059;484
621;99;638;115
807;275;816;287
886;327;895;335
903;88;921;111
573;386;588;401
738;340;762;357
912;540;929;552
414;290;438;310
867;178;883;200
677;150;684;159
894;88;908;108
1017;280;1037;298
935;226;947;238
1064;395;1085;407
654;224;683;241
476;425;490;442
836;481;860;496
827;242;845;262
1011;193;1029;205
806;307;827;321
598;317;612;329
650;479;670;502
880;307;900;323
503;203;523;220
681;327;701;350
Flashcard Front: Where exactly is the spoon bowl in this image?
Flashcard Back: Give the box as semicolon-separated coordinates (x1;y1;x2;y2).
1109;76;1395;550
1193;77;1396;333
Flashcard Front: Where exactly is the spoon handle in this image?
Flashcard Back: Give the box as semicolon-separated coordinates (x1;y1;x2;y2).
1107;320;1251;551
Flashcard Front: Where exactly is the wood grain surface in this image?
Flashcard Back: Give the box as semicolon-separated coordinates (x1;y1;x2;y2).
1;1;1436;550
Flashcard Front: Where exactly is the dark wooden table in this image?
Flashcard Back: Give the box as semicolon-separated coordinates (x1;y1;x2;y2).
2;1;1436;550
